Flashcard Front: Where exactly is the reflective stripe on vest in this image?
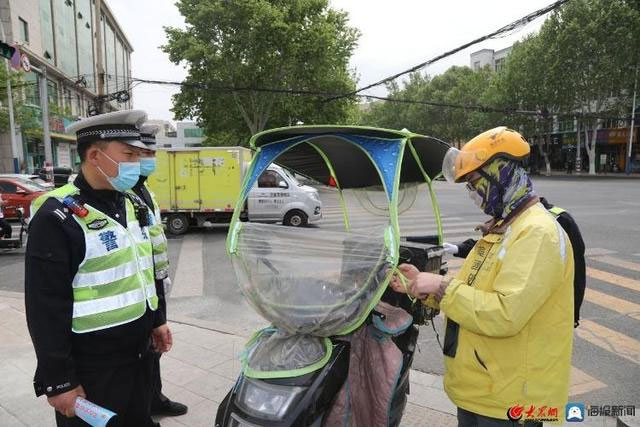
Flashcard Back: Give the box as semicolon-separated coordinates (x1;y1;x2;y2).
143;182;170;280
34;184;158;333
548;206;566;217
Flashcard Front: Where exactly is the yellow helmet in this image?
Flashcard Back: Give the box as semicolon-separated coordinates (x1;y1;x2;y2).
442;126;530;183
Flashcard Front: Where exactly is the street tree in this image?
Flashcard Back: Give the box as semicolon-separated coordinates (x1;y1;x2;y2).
539;0;640;174
360;66;493;144
487;35;568;175
163;0;360;145
0;66;39;135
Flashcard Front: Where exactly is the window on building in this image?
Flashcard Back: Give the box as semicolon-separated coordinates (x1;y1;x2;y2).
559;120;575;132
47;80;59;108
40;0;55;64
75;0;95;92
23;72;40;105
63;88;72;114
53;0;79;77
494;58;505;72
473;61;481;71
18;17;29;44
184;128;204;138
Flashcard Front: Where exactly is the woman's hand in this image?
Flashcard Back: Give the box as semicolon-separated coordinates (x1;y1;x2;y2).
389;263;420;293
409;272;443;300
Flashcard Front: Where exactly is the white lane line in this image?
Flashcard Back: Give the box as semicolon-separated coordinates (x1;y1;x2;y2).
171;234;204;298
585;248;618;256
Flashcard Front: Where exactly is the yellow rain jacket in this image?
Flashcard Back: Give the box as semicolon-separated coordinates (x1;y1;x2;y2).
440;202;574;420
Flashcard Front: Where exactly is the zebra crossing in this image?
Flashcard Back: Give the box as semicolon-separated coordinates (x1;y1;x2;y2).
444;243;640;400
314;202;640;401
316;205;484;243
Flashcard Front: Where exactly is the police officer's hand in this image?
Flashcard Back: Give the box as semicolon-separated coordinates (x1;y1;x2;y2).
409;272;443;300
47;385;86;417
152;324;173;353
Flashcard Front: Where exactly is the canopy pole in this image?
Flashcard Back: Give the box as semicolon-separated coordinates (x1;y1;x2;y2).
407;141;444;245
308;142;350;232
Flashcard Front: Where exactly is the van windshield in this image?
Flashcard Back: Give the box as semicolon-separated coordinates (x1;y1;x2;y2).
281;168;301;186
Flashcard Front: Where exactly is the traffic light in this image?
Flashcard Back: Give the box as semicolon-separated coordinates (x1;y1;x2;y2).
0;40;16;60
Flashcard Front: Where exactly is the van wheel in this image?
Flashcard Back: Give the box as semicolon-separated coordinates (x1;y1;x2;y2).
284;210;308;227
167;214;189;235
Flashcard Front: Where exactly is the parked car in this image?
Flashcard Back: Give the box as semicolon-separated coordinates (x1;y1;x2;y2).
0;173;55;190
36;166;73;188
0;176;49;218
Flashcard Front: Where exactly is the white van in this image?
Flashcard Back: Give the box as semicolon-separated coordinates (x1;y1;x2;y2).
248;164;322;227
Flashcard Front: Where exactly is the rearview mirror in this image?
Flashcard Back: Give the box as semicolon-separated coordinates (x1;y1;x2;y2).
16;188;27;195
278;180;288;189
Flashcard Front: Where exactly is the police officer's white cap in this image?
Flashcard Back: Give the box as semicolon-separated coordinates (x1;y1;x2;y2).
66;109;148;149
139;123;160;151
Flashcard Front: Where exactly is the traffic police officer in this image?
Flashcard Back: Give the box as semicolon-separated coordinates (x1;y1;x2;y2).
132;123;188;417
25;110;172;426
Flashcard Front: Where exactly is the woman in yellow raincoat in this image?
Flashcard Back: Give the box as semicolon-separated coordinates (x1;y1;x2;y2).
393;127;574;427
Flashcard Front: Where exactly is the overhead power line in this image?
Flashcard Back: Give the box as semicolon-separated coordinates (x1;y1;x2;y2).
131;78;339;97
321;0;571;103
130;77;629;121
360;94;629;121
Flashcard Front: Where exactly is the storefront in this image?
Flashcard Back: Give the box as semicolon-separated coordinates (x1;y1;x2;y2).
21;112;77;173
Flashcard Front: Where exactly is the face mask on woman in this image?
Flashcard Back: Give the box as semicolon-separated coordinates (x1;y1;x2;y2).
466;183;484;208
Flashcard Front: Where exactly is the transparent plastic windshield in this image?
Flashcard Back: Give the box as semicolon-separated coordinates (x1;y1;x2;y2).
231;221;392;336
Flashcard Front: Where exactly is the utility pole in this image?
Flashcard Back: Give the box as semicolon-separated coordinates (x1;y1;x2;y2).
626;63;638;175
94;0;105;114
0;17;20;173
575;117;581;173
36;66;52;168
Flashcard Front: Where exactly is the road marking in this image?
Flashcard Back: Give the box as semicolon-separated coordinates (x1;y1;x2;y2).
586;267;640;292
171;234;204;298
585;248;618;256
576;320;640;366
590;256;640;273
584;289;640;321
569;366;607;396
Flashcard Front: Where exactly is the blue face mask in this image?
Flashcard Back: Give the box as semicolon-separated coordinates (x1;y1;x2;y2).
140;157;157;177
98;150;140;192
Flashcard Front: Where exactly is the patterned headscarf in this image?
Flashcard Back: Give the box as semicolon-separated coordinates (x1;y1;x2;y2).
472;158;535;219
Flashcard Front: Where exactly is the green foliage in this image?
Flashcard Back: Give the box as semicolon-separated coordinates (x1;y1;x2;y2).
0;66;35;133
360;66;494;144
163;0;360;145
359;0;640;157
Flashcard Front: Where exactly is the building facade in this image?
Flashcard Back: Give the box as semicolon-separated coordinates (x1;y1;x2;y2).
0;0;133;173
146;120;205;148
470;47;512;72
469;47;639;173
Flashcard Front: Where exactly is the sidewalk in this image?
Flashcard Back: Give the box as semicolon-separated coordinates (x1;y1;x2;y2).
0;290;633;427
0;291;456;427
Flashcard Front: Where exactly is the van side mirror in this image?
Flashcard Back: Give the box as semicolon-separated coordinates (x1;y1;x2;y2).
278;180;288;189
16;188;27;195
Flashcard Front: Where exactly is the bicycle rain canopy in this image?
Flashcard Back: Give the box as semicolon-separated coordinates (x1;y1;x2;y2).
226;126;450;378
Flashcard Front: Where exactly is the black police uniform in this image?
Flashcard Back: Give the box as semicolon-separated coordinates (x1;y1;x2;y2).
131;176;169;411
25;173;165;427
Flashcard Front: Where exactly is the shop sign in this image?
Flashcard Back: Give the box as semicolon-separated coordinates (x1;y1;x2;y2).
56;143;71;168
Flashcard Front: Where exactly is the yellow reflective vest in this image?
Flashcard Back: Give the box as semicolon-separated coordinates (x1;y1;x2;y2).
440;203;574;420
32;184;158;333
143;182;169;280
